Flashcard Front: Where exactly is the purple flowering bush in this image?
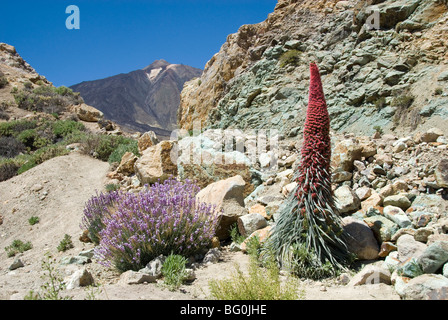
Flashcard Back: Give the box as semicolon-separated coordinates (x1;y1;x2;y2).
82;178;219;272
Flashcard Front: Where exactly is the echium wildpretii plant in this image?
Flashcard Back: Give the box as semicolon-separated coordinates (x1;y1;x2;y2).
265;63;352;276
85;178;219;272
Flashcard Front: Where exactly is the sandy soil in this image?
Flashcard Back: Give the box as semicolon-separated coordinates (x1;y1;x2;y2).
0;152;400;301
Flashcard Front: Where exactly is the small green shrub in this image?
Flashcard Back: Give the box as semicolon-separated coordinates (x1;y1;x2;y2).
105;183;120;192
29;216;40;225
279;50;302;68
4;239;33;257
57;234;74;252
373;125;384;135
161;254;189;290
17;159;37;174
0;75;8;88
209;255;301;300
230;223;245;244
107;140;139;164
51;120;85;139
374;97;386;110
435;87;443;95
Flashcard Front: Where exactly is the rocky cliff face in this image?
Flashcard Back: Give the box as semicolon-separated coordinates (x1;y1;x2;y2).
178;0;448;138
71;60;202;138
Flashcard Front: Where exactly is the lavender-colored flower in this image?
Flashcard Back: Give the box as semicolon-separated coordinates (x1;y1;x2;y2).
83;177;219;272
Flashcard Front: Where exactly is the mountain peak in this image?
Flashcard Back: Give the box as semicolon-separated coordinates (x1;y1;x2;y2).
143;59;171;71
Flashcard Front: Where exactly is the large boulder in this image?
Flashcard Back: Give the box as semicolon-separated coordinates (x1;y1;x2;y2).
73;103;104;122
176;135;254;197
138;131;159;154
342;216;380;260
417;241;448;274
134;141;177;184
400;274;448;300
196;175;248;240
334;185;361;214
331;139;363;172
435;158;448;188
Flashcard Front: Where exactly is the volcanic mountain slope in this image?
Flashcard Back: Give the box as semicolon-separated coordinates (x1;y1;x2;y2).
71;60;202;138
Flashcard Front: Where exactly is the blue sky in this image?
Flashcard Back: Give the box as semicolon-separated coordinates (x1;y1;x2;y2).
0;0;277;87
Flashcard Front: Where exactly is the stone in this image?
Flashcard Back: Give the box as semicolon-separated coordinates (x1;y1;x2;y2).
282;181;297;197
137;131;159;154
378;242;397;258
364;215;399;243
355;186;372;201
342;216;380;260
237;213;267;237
384;70;405;86
435;159;448;188
383;194;411;211
73;103;104;122
331;139;363;172
196;175;247;240
248;203;271;220
134;141;177;185
397;257;424;278
400;274;448;300
259;151;277;169
383;206;412;228
240;226;272;253
139;255;166;278
332;171;353;183
65;268;94;290
116;152;138;175
177;136;254;196
334;185;361;214
119;270;157;285
383;251;401;272
397;234;427;263
414;227;434;243
438;71;448;81
203;248;221;264
348;264;391;286
417;241;448;274
8;257;24;270
444;263;448;278
60;255;90;265
361;192;383;212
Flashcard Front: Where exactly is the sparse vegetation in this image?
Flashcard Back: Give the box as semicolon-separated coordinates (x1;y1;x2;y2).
208;252;302;300
373;125;384;135
4;239;33;257
24;253;72;300
28;216;40;225
161;254;190;290
279;49;302;68
13;84;83;115
57;234;74;252
435;87;443;95
0;74;9;88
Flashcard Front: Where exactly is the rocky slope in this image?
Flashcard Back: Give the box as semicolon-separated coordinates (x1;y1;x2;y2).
71;60;202;138
178;0;448;139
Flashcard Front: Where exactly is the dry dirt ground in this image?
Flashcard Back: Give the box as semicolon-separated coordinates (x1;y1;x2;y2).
0;152;400;301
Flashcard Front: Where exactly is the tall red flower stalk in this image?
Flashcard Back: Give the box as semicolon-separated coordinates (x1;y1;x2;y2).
265;63;351;276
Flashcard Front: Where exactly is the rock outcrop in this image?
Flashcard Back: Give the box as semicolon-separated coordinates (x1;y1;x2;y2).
178;0;448;139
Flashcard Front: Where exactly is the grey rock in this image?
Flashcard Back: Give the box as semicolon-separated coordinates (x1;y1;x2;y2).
383;206;412;228
383;194;411;211
334;185;361;214
437;71;448;81
9;257;24;270
203;248;221;264
139;255;166;278
60;255;90;265
342;216;380;260
364;215;399;243
65;268;94;290
417;241;448;274
400;274;448;300
237;213;267;237
397;234;427;263
119;270;157;285
348;264;391;286
435;159;448;188
384;70;405;86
